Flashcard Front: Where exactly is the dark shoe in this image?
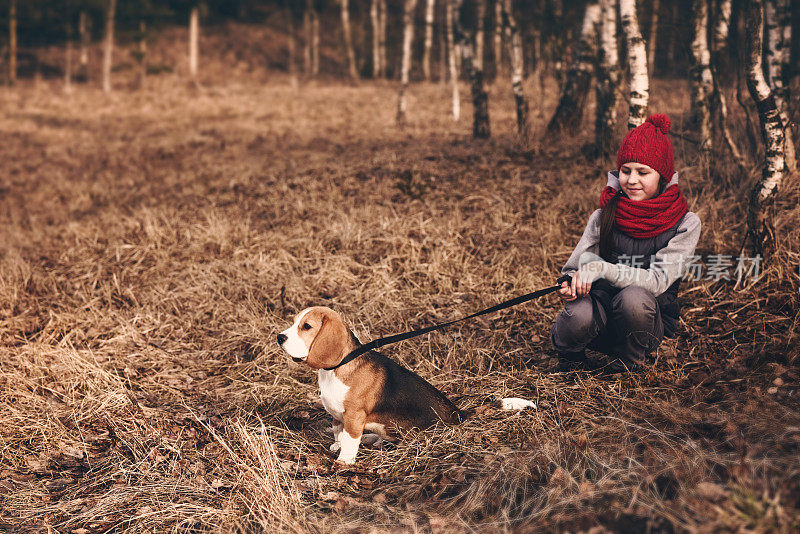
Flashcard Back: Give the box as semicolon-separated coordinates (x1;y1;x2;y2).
557;349;587;372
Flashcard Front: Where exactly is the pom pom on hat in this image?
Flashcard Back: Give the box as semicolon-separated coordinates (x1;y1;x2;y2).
616;113;675;179
646;113;670;134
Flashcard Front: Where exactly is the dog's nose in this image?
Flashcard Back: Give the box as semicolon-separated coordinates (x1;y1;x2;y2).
277;333;287;345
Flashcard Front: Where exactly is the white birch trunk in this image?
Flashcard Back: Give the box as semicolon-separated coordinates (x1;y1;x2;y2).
744;0;785;259
137;20;147;88
764;0;796;171
475;0;486;71
548;1;600;133
446;0;460;121
341;0;359;80
371;0;381;77
690;0;712;155
647;0;659;75
493;0;502;75
312;6;320;76
619;0;649;129
595;0;620;155
453;0;490;138
712;0;731;56
501;0;529;144
287;7;298;88
102;0;116;93
189;6;199;82
379;0;388;78
422;0;436;80
79;11;89;79
397;0;419;125
65;28;73;93
304;4;312;76
9;0;17;84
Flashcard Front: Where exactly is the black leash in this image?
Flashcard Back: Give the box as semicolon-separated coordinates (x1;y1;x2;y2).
324;274;572;371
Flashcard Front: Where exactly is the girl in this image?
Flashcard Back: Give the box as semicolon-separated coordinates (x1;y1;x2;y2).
550;114;701;372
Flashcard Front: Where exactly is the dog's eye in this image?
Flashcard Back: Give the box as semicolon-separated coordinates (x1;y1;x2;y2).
301;323;312;330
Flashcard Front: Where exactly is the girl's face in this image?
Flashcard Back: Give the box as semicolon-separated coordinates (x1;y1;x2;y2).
618;162;661;201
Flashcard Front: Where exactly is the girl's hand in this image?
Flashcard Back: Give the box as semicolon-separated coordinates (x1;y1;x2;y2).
558;280;577;301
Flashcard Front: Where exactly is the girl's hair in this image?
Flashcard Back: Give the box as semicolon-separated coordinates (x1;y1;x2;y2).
599;176;668;261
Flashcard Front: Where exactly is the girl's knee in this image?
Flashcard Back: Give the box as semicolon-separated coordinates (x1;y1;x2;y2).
551;298;600;349
612;286;657;324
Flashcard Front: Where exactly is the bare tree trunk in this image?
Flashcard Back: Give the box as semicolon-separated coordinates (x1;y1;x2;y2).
439;2;447;82
666;0;678;68
9;0;16;85
398;0;419;125
595;0;620;156
312;4;320;76
710;0;745;169
712;0;731;75
501;0;529;143
690;0;713;156
422;0;436;80
287;6;298;88
371;0;381;77
493;0;503;76
379;0;388;78
447;0;460;120
619;0;649;129
79;11;89;81
547;1;600;133
764;0;796;171
340;0;359;80
744;0;785;259
475;0;486;71
647;0;659;75
189;6;199;83
137;20;147;88
304;3;312;76
102;0;116;93
454;0;490;138
65;17;73;94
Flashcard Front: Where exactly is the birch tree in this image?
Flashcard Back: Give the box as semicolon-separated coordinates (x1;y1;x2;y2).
79;11;89;81
689;0;713;156
454;0;490;138
380;0;388;78
764;0;796;171
744;0;785;259
710;0;745;169
475;0;486;71
501;0;529;143
371;0;381;77
446;0;460;121
595;0;620;155
102;0;116;93
647;0;659;74
340;0;359;81
619;0;648;129
304;0;320;77
9;0;16;84
397;0;419;125
422;0;436;80
547;1;600;133
493;0;502;75
189;6;199;83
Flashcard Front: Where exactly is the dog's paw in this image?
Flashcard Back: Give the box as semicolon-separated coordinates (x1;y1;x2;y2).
501;397;537;411
329;442;341;453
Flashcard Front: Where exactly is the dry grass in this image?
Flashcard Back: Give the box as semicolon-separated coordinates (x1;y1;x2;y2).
1;34;800;532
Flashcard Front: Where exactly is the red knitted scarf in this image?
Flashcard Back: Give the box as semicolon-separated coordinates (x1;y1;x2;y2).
599;185;688;239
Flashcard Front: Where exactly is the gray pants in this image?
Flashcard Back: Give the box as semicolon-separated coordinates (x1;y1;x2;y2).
550;283;665;367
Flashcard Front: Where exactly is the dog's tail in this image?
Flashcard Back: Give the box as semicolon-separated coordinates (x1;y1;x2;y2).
452;394;538;421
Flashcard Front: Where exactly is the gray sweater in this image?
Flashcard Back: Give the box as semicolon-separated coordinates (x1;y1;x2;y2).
561;171;702;297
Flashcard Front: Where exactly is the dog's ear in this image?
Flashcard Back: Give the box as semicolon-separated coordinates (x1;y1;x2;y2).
307;311;348;369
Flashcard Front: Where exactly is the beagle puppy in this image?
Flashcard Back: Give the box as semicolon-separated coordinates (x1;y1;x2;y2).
277;306;463;464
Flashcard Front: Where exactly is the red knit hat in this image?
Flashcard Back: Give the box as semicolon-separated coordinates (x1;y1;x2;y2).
616;114;675;179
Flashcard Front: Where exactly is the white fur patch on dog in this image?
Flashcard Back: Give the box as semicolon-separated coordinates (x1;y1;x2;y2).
501;397;537;411
318;369;349;422
279;309;311;360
